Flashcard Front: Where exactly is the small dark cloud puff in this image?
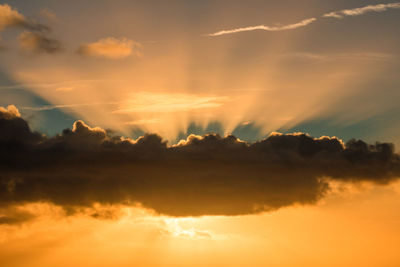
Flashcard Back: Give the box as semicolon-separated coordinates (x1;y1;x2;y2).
0;105;399;223
18;31;62;53
0;4;62;54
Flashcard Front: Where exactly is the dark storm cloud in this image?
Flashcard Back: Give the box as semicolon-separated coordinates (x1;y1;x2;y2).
0;105;399;223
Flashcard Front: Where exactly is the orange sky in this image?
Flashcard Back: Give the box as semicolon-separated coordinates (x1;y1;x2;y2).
1;180;400;267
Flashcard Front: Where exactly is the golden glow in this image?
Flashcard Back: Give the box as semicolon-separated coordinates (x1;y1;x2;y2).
6;47;390;140
1;181;400;267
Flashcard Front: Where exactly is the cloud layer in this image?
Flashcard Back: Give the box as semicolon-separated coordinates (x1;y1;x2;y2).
1;105;399;223
77;37;142;59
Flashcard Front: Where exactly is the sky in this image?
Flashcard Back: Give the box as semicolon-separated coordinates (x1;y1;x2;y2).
1;1;400;266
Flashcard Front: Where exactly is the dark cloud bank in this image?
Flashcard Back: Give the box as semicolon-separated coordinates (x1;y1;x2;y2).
0;105;399;223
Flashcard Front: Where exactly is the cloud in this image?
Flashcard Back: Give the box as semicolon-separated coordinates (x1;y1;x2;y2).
207;18;316;36
0;105;399;222
207;3;400;37
0;206;35;225
18;31;62;53
0;105;20;118
0;4;61;53
20;101;118;111
0;3;27;30
0;4;48;32
0;105;42;144
323;2;400;19
77;37;142;59
39;8;58;22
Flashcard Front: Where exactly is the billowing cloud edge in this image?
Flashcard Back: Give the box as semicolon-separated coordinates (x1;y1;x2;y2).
0;105;399;223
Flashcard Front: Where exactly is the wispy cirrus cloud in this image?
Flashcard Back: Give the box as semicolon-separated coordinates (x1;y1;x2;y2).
207;2;400;37
323;2;400;19
20;102;119;111
207;18;316;37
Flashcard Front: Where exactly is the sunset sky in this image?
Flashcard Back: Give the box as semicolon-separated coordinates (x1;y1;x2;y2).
1;1;400;266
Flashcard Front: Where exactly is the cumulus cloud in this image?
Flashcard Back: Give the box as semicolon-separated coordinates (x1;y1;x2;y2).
323;2;400;19
18;31;62;53
0;3;28;30
0;105;20;118
207;18;316;36
77;37;142;59
0;105;399;223
0;105;42;144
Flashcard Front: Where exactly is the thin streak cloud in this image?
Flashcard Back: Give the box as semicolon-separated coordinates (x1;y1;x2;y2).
207;18;316;36
323;2;400;19
20;102;119;111
0;80;124;90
